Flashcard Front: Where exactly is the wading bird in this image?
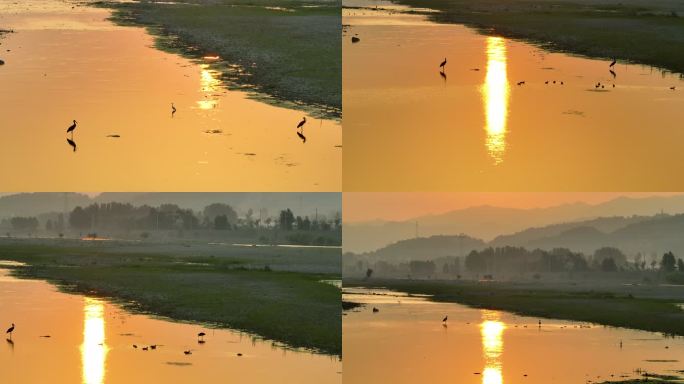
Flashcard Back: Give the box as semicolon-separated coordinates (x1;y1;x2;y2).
609;57;616;68
66;120;77;137
442;315;448;323
171;103;177;117
297;129;306;143
184;350;192;355
296;117;306;129
67;138;77;152
439;70;447;82
372;307;379;313
6;323;14;339
197;332;206;342
439;57;447;71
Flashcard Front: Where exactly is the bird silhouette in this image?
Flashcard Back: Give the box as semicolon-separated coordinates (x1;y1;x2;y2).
439;70;447;82
184;350;192;355
171;103;177;117
372;307;379;313
67;138;77;152
351;36;360;43
6;323;14;340
439;57;447;71
297;129;306;143
609;57;616;68
609;69;616;78
296;117;307;129
442;315;448;323
66;120;77;137
197;332;206;343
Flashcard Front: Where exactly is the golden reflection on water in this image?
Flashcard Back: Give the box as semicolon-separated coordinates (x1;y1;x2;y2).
198;64;221;110
480;310;504;384
481;37;510;165
81;298;108;384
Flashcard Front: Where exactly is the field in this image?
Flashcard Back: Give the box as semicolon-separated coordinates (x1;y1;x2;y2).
394;0;684;74
0;238;341;355
345;277;684;336
94;0;342;117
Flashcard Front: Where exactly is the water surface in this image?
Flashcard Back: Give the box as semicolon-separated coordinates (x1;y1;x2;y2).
343;287;684;384
0;0;341;191
343;3;684;191
0;269;341;383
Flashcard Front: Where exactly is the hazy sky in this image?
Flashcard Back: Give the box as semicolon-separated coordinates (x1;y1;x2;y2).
344;192;683;222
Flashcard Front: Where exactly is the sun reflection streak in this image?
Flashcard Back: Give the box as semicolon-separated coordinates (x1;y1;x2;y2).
480;310;505;384
481;37;510;165
81;298;108;384
198;64;221;110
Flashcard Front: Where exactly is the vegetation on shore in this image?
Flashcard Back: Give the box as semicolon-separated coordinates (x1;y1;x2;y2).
1;242;341;355
393;0;684;75
344;278;684;336
93;0;341;118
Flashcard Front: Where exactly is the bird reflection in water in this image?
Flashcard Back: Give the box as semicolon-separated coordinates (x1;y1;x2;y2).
67;138;77;152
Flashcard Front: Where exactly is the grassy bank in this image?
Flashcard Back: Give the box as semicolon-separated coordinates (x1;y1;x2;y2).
394;0;684;74
345;278;684;336
94;0;341;118
0;241;341;355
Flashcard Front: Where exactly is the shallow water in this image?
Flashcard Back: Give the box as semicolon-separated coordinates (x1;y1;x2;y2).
343;287;684;384
0;269;341;383
343;3;684;191
0;0;341;191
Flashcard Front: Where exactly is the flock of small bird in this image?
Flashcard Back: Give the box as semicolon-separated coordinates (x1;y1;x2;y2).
436;55;679;91
5;322;244;357
63;103;310;152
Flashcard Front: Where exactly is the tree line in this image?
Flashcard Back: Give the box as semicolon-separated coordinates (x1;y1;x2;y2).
2;202;341;234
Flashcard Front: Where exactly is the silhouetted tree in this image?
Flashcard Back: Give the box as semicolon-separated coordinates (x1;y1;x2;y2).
601;257;618;272
214;215;229;230
203;203;237;227
593;247;626;269
69;206;91;230
279;209;295;230
10;217;39;232
678;259;684;272
661;251;676;272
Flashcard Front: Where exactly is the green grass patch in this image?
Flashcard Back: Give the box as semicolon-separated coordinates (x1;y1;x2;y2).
345;278;684;336
393;0;684;74
94;0;341;118
0;243;341;355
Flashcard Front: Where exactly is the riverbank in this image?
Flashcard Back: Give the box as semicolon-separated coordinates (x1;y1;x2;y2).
0;242;341;355
393;0;684;75
94;0;341;118
344;278;684;336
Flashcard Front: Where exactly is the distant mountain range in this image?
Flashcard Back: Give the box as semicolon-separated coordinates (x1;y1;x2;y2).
345;194;684;253
0;193;340;219
350;212;684;263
